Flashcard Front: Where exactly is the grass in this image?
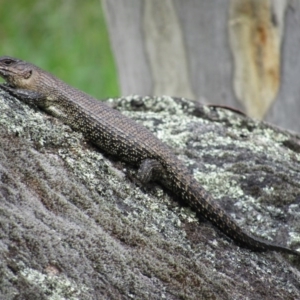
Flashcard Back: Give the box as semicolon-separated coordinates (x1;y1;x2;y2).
0;0;119;99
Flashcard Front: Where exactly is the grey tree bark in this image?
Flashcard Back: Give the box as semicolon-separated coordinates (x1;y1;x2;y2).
102;0;300;132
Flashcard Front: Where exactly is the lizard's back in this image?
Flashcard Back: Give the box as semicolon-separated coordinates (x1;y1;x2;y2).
35;70;172;165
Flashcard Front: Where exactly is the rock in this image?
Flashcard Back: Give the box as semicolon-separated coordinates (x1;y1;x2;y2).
0;90;300;300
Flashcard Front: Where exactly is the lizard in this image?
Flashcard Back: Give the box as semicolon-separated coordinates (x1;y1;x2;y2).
0;56;298;256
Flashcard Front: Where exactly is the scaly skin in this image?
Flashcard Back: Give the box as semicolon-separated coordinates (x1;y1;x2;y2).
0;56;298;256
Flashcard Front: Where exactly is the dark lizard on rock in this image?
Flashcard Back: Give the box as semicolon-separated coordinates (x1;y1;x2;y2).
0;56;298;256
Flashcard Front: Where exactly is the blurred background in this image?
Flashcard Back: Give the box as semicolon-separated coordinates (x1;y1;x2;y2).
0;0;119;98
1;0;300;132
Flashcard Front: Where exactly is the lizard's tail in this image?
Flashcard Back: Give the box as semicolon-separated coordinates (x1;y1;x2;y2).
168;167;299;256
195;188;299;255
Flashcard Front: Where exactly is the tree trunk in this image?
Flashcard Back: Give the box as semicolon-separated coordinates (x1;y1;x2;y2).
102;0;300;132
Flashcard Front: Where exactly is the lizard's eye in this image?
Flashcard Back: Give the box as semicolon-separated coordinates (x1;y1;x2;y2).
3;59;14;65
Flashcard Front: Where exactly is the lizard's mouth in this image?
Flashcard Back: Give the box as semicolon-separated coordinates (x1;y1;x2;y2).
0;67;15;80
0;67;30;87
0;69;15;85
0;67;8;78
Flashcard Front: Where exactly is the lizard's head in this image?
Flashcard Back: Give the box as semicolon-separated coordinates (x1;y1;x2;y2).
0;56;36;88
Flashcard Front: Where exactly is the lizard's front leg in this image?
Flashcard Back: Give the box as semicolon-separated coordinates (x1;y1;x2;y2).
137;159;163;183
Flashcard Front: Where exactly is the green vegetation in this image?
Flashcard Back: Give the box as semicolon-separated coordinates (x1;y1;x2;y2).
0;0;119;99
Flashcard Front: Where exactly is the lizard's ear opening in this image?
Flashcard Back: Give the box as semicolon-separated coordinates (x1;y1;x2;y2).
24;70;32;79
